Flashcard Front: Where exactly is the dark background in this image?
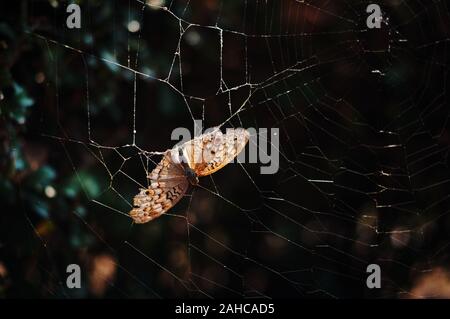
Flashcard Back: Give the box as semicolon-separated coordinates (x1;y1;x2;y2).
1;0;450;298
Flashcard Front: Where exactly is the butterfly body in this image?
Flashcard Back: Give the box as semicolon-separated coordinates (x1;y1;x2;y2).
129;128;249;224
177;147;199;186
184;166;199;186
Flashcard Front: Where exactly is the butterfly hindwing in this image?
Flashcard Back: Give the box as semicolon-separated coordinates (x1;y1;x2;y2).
130;151;189;224
129;128;249;223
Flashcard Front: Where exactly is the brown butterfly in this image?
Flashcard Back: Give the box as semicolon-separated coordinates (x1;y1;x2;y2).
129;128;250;223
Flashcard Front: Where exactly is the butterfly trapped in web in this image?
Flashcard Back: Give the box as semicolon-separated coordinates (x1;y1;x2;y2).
129;128;250;224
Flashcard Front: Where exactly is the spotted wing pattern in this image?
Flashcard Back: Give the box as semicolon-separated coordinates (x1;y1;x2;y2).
183;128;250;177
129;152;188;224
129;127;250;224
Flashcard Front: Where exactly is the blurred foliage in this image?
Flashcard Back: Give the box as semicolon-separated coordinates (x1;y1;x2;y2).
0;0;129;298
0;0;201;298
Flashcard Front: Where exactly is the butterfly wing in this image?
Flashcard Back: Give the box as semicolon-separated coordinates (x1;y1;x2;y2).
129;151;189;224
129;128;249;223
183;128;250;177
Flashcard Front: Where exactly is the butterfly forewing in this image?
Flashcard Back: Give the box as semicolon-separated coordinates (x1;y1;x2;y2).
129;128;249;223
184;128;250;177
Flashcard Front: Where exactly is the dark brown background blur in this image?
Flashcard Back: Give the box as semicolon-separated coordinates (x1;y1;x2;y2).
1;0;450;298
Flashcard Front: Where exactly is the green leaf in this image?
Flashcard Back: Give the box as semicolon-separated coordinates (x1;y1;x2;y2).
11;146;27;171
27;166;57;191
63;171;101;200
101;51;119;73
27;194;50;219
14;83;34;108
83;174;101;199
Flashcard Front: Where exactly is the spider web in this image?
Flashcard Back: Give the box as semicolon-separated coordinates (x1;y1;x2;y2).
21;0;450;298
